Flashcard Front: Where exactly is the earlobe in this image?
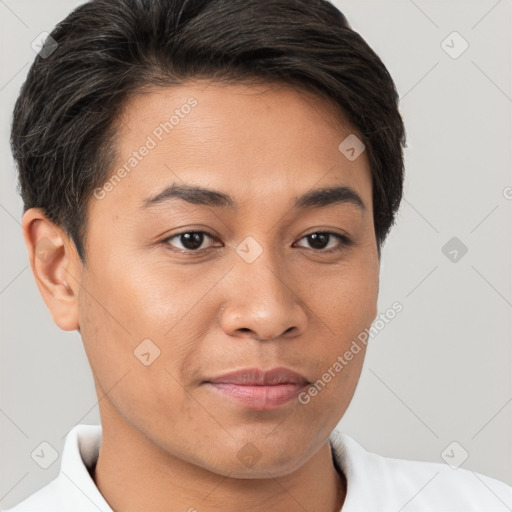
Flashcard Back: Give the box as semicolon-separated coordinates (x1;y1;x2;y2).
21;208;81;331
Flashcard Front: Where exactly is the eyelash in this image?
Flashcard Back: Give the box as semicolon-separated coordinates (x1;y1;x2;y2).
162;230;352;255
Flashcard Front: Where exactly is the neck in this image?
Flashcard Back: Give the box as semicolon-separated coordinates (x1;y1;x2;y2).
92;407;346;512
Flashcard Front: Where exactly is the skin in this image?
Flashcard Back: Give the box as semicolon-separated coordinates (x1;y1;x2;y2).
22;80;380;512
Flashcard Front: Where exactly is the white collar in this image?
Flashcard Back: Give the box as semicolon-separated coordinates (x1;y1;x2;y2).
12;423;511;511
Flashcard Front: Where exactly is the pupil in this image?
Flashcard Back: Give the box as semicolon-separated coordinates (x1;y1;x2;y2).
309;233;329;249
181;232;203;250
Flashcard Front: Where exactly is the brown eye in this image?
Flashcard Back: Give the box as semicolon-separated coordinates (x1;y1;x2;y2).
163;231;217;252
295;231;352;252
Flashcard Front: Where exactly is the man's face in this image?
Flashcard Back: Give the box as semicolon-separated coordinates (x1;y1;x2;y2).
78;81;379;477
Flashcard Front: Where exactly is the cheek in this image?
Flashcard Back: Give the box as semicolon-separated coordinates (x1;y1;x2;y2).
81;252;196;340
303;257;378;402
77;269;193;429
318;258;379;334
76;257;214;394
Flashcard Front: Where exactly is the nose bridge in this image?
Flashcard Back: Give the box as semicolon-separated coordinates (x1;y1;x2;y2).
241;248;289;304
219;235;307;340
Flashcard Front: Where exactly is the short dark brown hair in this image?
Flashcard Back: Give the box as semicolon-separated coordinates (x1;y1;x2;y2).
10;0;406;262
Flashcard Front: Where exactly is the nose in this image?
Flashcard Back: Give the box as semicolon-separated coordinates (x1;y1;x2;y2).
218;248;308;341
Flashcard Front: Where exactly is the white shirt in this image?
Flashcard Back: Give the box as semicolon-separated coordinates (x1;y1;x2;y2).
4;424;512;511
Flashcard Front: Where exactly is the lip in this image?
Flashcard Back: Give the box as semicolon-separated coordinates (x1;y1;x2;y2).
204;367;310;410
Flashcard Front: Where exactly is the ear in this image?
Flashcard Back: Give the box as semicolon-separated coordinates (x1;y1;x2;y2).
21;208;82;331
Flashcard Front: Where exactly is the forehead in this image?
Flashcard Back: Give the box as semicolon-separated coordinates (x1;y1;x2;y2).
98;80;372;213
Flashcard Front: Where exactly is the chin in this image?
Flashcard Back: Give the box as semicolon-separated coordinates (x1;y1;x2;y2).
202;436;314;479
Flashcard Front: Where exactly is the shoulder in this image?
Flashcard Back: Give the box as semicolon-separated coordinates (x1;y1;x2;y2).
4;424;108;512
382;451;512;510
330;431;512;511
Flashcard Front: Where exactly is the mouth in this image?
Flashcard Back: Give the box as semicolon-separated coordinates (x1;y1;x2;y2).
203;367;310;410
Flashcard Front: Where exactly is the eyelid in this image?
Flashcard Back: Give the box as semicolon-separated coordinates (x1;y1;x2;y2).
294;230;353;253
162;229;219;252
162;229;352;254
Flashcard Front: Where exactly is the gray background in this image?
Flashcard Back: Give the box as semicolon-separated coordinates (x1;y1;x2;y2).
1;0;511;508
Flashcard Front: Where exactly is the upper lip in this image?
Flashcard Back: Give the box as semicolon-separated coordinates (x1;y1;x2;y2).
205;367;309;386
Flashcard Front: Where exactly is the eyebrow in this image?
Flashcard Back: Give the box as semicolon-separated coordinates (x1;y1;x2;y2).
141;183;365;212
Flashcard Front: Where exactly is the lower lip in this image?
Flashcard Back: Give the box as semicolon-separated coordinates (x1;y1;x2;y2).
205;382;307;410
